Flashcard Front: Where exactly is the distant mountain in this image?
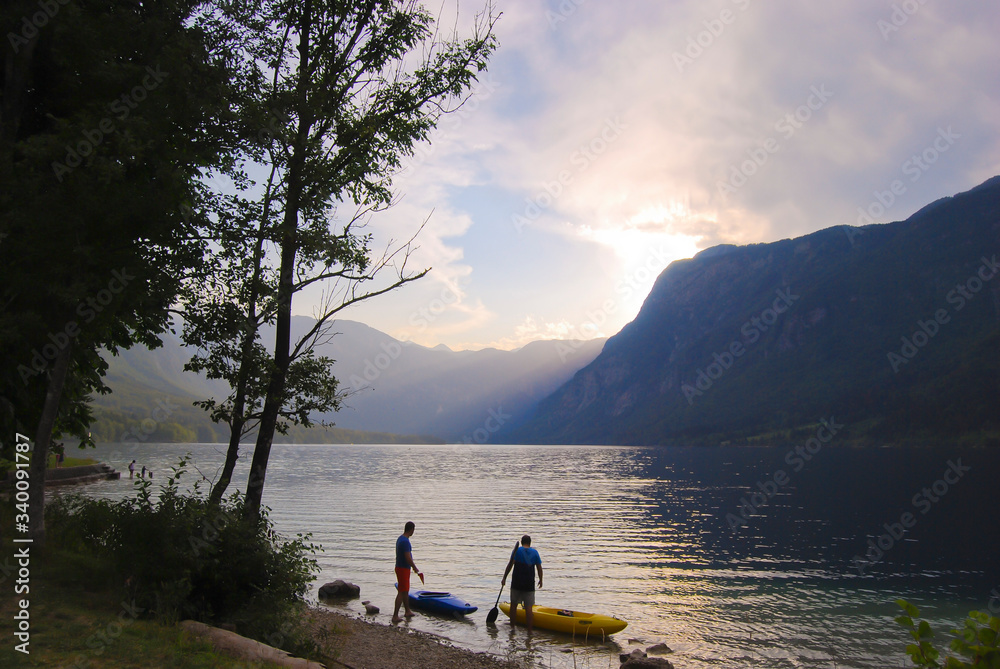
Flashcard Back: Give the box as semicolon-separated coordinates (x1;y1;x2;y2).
506;177;1000;445
319;322;605;440
91;319;605;443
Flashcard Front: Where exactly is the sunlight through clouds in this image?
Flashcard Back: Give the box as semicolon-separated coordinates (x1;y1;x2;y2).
577;202;704;262
335;0;1000;351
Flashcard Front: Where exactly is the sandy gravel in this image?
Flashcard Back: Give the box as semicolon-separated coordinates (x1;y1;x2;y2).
307;607;522;669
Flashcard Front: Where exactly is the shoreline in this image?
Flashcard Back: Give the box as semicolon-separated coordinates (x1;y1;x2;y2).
306;605;521;669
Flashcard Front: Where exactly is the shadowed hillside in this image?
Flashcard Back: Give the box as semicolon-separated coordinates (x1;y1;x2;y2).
506;177;1000;445
91;320;605;443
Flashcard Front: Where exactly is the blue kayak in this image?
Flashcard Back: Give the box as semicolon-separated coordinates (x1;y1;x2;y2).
407;590;478;616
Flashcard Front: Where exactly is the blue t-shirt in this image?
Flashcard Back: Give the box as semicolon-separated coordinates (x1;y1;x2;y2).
395;535;412;568
511;546;541;591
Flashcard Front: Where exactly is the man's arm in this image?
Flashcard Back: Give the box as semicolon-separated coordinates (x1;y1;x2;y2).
405;551;418;573
501;556;514;585
536;563;543;588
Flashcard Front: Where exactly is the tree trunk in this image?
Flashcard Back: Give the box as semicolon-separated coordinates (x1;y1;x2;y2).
243;140;308;518
209;160;275;504
209;413;244;504
27;340;73;547
243;1;313;520
209;318;259;503
243;232;296;518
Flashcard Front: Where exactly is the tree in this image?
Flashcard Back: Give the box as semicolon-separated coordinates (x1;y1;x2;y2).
180;180;355;504
0;0;235;545
182;0;497;518
895;600;1000;668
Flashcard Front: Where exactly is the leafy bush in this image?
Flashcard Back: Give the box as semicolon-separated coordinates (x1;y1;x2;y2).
896;599;1000;668
46;456;321;651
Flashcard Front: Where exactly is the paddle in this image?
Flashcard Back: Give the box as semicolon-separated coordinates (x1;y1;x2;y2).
486;541;519;625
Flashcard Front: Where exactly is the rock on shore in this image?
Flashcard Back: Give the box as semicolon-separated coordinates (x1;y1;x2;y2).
318;579;361;599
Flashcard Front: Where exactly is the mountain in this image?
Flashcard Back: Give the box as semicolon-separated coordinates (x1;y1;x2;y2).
506;177;1000;445
91;319;605;443
319;322;605;440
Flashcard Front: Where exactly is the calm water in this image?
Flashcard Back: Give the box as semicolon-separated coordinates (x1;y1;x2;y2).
69;442;1000;668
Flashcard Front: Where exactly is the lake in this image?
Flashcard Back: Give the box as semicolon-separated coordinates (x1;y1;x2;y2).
67;441;1000;668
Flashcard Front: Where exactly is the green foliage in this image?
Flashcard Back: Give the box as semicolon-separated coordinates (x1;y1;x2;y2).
46;456;321;652
0;0;236;444
181;0;497;513
895;599;1000;668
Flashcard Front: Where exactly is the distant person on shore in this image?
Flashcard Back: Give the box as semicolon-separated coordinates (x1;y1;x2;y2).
502;535;543;633
392;521;421;623
140;465;146;479
128;460;136;479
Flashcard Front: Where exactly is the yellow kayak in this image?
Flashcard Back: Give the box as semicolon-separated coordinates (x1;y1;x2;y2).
499;602;627;635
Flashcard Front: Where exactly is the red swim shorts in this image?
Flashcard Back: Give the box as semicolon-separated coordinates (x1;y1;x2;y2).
395;567;410;592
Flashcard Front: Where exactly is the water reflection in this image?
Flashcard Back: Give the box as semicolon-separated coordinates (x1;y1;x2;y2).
73;442;999;668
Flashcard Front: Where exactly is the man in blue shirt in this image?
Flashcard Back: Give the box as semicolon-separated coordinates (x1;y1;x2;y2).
393;521;421;623
501;534;543;633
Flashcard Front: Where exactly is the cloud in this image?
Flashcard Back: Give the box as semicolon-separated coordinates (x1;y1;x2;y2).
337;0;1000;350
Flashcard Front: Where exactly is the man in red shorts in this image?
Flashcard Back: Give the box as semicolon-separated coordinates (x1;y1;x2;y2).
393;521;421;623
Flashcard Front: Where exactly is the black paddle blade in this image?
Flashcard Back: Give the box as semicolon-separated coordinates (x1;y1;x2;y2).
487;541;517;626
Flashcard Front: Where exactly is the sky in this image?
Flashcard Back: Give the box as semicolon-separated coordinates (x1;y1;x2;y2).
320;0;1000;351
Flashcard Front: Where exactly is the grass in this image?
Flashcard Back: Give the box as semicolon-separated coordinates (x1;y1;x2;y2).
0;498;336;669
0;545;296;669
46;454;98;469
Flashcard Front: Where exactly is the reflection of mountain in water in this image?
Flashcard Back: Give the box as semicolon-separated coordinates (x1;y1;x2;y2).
627;445;999;577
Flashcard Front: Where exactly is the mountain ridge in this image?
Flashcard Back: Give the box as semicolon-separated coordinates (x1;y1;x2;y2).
91;319;605;443
504;176;1000;445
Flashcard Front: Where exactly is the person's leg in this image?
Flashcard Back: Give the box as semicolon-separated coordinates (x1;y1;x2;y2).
508;589;519;628
524;590;535;633
403;588;414;617
393;567;410;622
393;587;405;622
